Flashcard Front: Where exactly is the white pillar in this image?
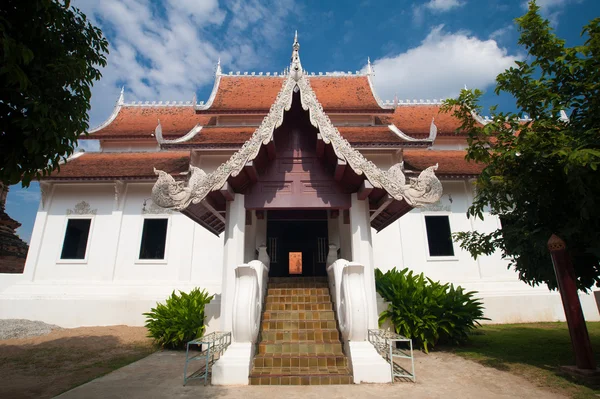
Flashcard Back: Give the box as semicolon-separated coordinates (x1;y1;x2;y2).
338;212;352;261
349;193;378;330
244;210;256;263
220;194;246;333
255;211;267;251
346;194;392;383
327;210;340;248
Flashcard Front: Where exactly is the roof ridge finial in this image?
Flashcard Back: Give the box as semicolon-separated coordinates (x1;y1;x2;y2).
118;86;125;105
216;57;222;76
290;31;303;81
367;57;374;76
393;92;398;108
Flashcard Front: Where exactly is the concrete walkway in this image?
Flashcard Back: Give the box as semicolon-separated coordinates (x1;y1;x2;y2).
57;350;566;399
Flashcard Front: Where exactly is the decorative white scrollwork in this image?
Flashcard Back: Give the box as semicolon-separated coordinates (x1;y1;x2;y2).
327;258;369;342
66;201;97;215
152;34;443;212
231;260;269;343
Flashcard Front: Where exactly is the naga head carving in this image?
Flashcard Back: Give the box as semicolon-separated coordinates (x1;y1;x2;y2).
152;168;191;210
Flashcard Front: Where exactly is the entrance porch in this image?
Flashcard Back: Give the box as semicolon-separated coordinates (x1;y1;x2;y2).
151;35;442;384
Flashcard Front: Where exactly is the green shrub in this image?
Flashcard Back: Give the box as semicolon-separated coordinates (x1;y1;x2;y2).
144;288;214;349
375;267;487;352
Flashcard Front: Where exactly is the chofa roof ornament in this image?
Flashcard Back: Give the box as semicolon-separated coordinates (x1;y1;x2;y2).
152;32;442;213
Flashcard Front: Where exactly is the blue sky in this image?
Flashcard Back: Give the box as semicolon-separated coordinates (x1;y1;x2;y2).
6;0;599;243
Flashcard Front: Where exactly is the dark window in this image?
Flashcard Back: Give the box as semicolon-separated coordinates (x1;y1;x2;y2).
60;219;92;259
424;216;455;257
139;219;168;260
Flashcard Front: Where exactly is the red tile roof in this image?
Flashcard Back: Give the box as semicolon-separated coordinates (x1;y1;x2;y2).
43;152;190;180
336;126;409;145
199;76;284;113
186;126;254;146
381;105;469;138
82;106;211;140
403;149;485;176
196;75;390;114
310;76;388;113
162;125;416;148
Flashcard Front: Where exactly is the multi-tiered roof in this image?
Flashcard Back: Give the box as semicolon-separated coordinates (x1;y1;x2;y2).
47;34;484;233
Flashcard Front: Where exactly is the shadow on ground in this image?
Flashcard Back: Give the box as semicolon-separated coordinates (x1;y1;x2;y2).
0;326;154;399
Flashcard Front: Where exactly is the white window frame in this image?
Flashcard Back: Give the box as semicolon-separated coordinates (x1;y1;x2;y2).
135;215;171;264
56;215;95;264
421;212;459;262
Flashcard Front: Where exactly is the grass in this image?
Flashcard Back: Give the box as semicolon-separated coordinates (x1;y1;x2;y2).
442;322;600;399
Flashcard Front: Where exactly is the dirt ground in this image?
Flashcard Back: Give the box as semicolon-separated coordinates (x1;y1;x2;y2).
0;326;572;399
0;325;154;399
56;349;569;399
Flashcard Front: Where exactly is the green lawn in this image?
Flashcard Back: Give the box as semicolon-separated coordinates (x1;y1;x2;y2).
443;322;600;399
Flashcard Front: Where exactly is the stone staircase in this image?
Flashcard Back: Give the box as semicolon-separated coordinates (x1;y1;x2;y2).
249;276;353;385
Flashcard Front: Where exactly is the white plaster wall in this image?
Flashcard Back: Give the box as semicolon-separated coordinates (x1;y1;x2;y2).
0;182;224;330
2;173;599;328
372;179;600;323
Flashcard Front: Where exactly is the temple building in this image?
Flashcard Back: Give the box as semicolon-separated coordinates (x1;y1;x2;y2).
0;35;598;384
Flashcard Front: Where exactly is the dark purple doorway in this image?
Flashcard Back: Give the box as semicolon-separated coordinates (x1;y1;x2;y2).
267;211;328;277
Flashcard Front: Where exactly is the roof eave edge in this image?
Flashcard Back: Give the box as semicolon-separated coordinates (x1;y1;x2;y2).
195;67;223;111
87;88;124;134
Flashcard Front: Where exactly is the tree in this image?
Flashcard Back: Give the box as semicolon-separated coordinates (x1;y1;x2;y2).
442;1;600;291
0;0;108;186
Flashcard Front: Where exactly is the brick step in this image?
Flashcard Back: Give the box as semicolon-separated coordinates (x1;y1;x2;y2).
249;373;352;385
260;329;340;342
268;277;328;284
267;288;330;296
265;302;333;311
252;354;348;369
268;282;330;289
265;295;331;304
262;310;336;322
257;342;343;355
262;320;338;331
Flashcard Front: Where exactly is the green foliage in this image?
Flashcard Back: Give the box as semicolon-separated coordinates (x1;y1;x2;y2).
375;267;487;353
441;1;600;291
144;288;214;349
0;0;108;186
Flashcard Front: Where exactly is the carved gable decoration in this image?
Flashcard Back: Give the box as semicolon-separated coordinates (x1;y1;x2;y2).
67;201;97;215
152;34;442;214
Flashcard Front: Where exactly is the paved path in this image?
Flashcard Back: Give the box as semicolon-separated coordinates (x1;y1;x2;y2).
57;350;566;399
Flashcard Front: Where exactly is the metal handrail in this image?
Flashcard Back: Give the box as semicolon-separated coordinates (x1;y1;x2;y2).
368;329;415;382
183;331;232;385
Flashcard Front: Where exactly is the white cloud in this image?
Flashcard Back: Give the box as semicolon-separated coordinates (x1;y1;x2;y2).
71;0;297;129
425;0;465;12
521;0;582;26
522;0;566;9
12;188;41;204
489;25;514;40
413;0;465;25
368;25;519;101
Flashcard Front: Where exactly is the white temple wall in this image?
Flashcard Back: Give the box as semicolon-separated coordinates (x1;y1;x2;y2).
0;182;224;330
1;172;599;327
372;179;600;323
